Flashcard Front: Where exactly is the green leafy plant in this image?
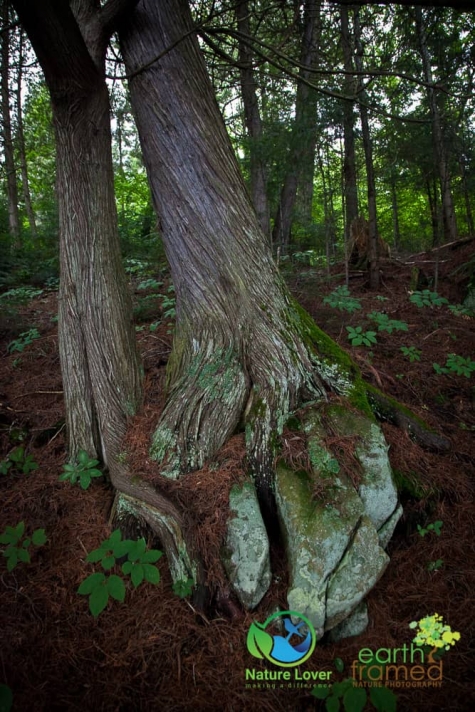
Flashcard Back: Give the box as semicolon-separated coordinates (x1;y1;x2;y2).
409;290;448;308
0;522;47;571
0;447;38;475
346;326;377;347
367;312;408;334
417;520;443;537
375;295;389;302
137;278;163;291
78;530;162;617
410;613;460;650
447;303;473;317
59;449;102;489
7;328;41;354
427;559;444;571
172;577;195;598
433;353;475;378
400;346;421;362
312;678;396;712
0;684;13;712
0;286;43;304
159;292;176;319
323;286;362;313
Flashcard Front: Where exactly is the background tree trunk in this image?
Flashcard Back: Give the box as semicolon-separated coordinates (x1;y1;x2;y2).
15;27;37;239
340;5;358;249
1;0;20;248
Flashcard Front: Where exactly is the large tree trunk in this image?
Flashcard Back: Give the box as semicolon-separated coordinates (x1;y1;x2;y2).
12;0;143;467
340;5;359;248
115;0;428;631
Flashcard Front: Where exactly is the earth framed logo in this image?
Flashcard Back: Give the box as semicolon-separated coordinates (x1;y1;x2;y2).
246;610;317;667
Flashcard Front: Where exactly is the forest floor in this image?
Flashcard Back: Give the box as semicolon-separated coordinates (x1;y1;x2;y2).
1;239;474;712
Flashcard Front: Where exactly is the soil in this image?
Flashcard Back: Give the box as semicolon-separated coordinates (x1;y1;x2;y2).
1;240;474;712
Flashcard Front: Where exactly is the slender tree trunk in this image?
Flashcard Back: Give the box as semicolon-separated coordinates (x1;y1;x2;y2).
354;8;379;289
12;0;143;466
1;0;20;247
236;0;270;240
15;27;37;239
415;6;457;244
390;175;400;249
272;0;321;251
340;5;358;249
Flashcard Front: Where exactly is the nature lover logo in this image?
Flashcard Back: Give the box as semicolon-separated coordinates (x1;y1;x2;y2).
247;610;317;668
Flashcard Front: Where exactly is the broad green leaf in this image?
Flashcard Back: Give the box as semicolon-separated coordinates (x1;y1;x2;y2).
16;548;30;564
62;464;76;472
32;529;47;546
121;561;132;574
141;549;163;564
0;683;13;712
128;538;147;562
89;469;102;478
334;657;345;673
130;563;144;588
89;583;109;617
326;695;340;712
369;686;397;712
86;548;107;563
87;459;100;468
108;530;123;546
80;473;91;490
6;551;18;571
312;686;330;699
0;532;15;545
22;538;31;548
107;574;126;602
343;685;366;712
142;564;160;585
78;572;106;595
101;555;116;571
15;522;25;538
58;472;72;482
114;540;133;558
246;622;273;660
78;450;89;466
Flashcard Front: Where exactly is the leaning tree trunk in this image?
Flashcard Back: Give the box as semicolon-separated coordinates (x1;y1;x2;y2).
113;0;446;634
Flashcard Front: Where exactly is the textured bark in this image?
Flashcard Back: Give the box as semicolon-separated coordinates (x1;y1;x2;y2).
15;28;37;239
236;1;270;240
1;0;20;247
340;5;358;248
354;9;379;289
12;0;143;466
415;6;457;244
120;0;326;514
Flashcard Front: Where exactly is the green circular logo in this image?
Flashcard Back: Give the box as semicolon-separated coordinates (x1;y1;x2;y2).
247;610;317;667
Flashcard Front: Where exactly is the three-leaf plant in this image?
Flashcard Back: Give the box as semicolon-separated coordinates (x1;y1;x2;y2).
59;449;102;489
0;522;47;572
78;530;163;617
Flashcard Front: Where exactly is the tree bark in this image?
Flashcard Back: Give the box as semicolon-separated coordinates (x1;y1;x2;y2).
236;0;270;241
415;5;457;244
12;0;143;466
1;0;20;247
340;5;359;249
272;0;321;252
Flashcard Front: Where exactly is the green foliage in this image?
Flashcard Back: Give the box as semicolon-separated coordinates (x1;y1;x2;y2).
323;286;362;313
0;286;43;304
417;520;443;537
7;328;40;353
79;530;162;617
0;447;38;475
124;258;153;278
0;684;12;712
433;353;475;378
346;326;377;347
0;522;47;572
409;290;448;308
400;346;421;362
427;559;444;571
160;292;176;320
172;577;195;598
59;450;102;489
137;278;163;291
367;312;408;334
312;679;396;712
447;303;473;317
